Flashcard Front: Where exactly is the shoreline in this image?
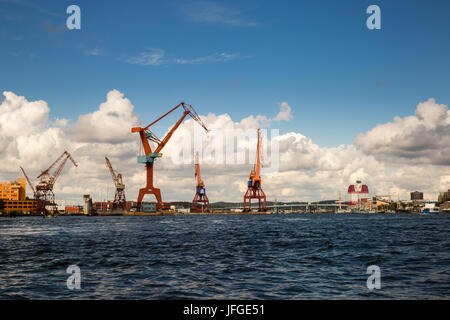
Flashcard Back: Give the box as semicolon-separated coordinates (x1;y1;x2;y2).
1;211;447;217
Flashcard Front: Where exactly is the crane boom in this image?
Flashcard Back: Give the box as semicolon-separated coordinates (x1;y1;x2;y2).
255;128;262;181
105;157;117;185
20;166;36;196
36;151;78;191
37;152;66;178
49;151;78;187
155;111;189;153
143;103;184;130
249;129;262;187
132;102;208;158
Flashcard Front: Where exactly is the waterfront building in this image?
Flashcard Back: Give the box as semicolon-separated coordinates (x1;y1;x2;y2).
65;206;82;214
1;200;37;213
440;201;450;213
373;197;390;210
347;180;369;208
438;189;450;203
411;191;424;201
0;178;26;201
93;201;139;211
83;194;93;215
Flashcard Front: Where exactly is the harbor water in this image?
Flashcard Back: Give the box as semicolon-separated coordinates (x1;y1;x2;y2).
1;214;449;299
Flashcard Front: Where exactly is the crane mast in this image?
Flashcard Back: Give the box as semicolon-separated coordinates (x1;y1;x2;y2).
243;129;266;212
192;153;209;213
195;154;204;188
132;102;208;211
105;156;126;210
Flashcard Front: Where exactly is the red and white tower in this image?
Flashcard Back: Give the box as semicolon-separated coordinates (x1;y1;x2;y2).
347;180;369;206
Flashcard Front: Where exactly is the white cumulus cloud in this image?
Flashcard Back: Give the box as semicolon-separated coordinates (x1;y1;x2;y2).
0;91;448;205
274;102;292;122
69;89;140;143
355;98;450;165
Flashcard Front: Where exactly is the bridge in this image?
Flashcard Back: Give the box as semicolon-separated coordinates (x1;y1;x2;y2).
212;202;349;212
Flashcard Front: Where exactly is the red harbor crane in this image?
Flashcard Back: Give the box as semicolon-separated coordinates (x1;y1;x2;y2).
105;156;126;210
243;129;266;212
191;153;210;213
131;102;208;211
35;151;78;214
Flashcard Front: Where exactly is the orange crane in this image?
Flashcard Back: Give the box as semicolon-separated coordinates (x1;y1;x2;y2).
105;156;126;210
35;151;78;214
132;102;208;211
243;128;266;212
192;153;210;213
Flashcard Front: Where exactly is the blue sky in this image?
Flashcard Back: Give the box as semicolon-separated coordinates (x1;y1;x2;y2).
1;0;450;147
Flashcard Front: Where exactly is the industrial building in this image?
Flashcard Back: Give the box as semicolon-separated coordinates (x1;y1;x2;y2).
411;191;424;201
438;189;450;213
438;189;450;203
0;178;37;213
0;178;26;201
373;197;391;208
65;206;82;214
1;200;38;213
94;201;139;212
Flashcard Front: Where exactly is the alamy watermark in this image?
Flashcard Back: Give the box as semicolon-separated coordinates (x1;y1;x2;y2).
66;5;81;30
366;5;381;30
66;265;81;290
366;265;381;290
168;128;280;174
65;5;379;31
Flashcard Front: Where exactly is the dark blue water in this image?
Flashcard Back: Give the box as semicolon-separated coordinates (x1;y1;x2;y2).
1;214;449;299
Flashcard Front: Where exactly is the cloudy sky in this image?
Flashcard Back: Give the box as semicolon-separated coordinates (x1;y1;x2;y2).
0;0;449;204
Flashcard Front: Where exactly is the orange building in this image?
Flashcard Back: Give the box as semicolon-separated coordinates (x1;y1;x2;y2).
2;200;38;213
0;178;27;201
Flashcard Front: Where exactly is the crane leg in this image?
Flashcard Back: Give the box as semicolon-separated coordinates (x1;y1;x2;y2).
243;188;251;212
243;186;266;212
137;187;162;210
137;163;163;211
192;192;210;213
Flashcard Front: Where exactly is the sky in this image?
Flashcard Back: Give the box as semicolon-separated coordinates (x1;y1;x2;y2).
0;0;449;204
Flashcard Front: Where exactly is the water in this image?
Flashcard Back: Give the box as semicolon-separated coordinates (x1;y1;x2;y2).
0;214;449;299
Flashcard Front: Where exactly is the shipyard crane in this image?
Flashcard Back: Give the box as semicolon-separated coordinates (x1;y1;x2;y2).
191;153;210;213
243;129;266;212
132;102;208;211
20;166;36;198
35;151;78;214
105;156;126;210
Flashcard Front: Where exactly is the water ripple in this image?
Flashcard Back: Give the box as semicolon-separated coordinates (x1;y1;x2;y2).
0;214;449;299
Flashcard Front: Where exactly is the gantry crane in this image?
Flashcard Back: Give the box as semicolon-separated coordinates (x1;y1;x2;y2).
35;151;78;214
132;102;208;211
105;156;126;210
191;153;210;213
243;128;266;212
